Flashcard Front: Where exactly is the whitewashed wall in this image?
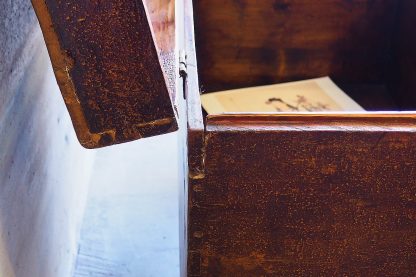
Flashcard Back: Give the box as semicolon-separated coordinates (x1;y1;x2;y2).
0;1;94;276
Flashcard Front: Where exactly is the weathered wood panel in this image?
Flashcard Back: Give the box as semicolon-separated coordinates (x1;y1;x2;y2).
181;0;205;275
186;1;416;276
193;0;399;92
32;0;177;148
188;114;416;276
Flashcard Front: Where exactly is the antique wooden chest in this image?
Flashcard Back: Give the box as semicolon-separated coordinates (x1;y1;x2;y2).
32;0;416;276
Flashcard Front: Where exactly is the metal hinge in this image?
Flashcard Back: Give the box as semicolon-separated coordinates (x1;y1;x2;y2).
179;50;187;78
179;50;187;100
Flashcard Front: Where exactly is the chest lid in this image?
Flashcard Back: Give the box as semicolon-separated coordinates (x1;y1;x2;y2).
32;0;177;148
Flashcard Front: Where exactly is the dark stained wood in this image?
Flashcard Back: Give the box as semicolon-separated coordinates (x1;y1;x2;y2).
391;0;416;110
31;0;177;148
28;1;416;276
337;84;399;111
193;0;400;93
187;113;416;276
184;1;416;276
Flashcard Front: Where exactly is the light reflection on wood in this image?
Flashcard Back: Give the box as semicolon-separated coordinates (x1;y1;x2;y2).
144;0;175;53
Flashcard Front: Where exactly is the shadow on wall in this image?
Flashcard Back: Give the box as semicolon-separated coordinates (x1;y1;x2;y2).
0;235;13;276
0;28;95;277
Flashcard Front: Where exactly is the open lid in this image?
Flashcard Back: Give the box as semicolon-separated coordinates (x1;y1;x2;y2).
31;0;177;148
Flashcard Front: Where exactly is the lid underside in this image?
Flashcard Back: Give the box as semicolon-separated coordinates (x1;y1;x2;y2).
32;0;177;148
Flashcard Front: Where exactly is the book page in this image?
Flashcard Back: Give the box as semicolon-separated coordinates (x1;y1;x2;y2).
201;77;364;114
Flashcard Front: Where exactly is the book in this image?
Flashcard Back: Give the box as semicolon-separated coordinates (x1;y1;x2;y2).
201;77;364;114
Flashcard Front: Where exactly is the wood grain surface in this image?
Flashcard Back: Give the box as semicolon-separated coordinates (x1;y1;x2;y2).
184;0;416;275
187;114;416;276
193;0;399;93
31;0;177;148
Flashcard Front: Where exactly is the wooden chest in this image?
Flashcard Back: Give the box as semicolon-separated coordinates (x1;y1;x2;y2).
32;0;416;275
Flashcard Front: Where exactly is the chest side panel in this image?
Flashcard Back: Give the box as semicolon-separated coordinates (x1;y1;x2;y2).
188;116;416;276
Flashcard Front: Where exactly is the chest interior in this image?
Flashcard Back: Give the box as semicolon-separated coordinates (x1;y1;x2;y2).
192;0;416;112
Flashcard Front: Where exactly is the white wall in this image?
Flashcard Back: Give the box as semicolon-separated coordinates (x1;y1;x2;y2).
0;2;94;276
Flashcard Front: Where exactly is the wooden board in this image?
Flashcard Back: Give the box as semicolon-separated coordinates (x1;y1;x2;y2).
187;113;416;276
391;0;416;109
193;0;400;93
32;0;177;148
145;0;177;101
185;1;416;276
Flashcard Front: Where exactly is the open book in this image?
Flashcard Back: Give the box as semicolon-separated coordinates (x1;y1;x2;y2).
201;77;364;114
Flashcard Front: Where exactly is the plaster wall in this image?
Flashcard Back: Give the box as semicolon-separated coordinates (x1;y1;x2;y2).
0;1;94;276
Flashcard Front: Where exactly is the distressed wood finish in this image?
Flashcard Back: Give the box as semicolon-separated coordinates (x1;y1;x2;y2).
27;0;416;275
187;114;416;276
184;0;205;180
31;0;177;148
185;1;416;275
181;0;205;275
193;0;399;92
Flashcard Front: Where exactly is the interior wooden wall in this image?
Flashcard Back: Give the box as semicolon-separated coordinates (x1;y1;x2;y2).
0;1;94;276
392;0;416;109
193;0;400;93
